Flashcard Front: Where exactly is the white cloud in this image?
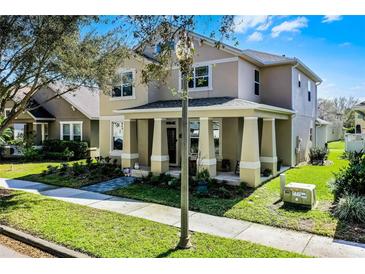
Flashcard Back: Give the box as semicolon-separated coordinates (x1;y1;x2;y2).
339;42;351;47
322;15;343;23
233;16;270;33
271;17;308;38
247;32;263;42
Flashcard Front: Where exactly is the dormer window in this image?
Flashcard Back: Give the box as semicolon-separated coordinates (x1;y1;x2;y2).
298;73;301;87
254;70;260;95
155;40;175;55
112;70;135;100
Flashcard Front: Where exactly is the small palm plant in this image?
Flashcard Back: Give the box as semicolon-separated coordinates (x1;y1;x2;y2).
0;116;12;145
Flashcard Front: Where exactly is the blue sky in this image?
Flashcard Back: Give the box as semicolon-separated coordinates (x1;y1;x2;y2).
194;15;365;101
94;15;365;100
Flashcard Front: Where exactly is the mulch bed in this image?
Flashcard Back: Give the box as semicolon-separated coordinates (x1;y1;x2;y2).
0;234;54;258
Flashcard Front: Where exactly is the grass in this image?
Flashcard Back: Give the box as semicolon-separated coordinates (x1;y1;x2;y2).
0;160;112;188
109;141;365;243
0;189;305;258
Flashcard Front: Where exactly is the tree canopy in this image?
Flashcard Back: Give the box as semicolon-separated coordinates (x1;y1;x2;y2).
0;16;128;134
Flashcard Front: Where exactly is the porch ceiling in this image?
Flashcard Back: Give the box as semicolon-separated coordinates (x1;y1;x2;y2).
114;97;294;120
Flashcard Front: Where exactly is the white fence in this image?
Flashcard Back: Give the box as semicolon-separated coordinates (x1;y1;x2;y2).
345;133;365;152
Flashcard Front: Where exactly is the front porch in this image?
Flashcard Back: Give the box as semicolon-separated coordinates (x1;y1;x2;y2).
117;97;294;187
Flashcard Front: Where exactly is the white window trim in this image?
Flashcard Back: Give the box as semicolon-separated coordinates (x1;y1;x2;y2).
109;118;124;156
4;108;11;118
60;121;83;141
178;64;213;92
110;69;136;101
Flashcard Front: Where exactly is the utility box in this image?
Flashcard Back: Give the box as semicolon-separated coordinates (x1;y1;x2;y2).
283;182;317;209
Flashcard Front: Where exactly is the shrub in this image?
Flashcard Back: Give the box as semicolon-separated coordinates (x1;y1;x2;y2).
331;150;365;199
333;195;365;223
43;139;88;160
309;147;328;165
22;146;42;161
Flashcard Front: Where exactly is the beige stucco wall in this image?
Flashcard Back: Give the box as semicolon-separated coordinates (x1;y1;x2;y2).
33;87;94;145
238;58;261;103
261;65;293;109
316;125;328;149
276;118;294;166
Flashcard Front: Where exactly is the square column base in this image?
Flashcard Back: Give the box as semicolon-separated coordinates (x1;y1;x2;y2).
260;156;278;176
122;153;139;169
261;162;278;176
151;155;169;174
239;161;261;188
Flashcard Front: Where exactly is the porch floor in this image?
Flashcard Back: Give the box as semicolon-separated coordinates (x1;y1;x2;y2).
131;165;291;186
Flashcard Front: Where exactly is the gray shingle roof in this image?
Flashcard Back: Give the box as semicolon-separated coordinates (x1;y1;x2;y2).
242;49;294;64
123;97;259;111
49;83;100;119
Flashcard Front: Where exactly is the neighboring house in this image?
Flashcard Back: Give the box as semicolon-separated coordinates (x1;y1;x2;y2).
353;101;365;134
344;102;365;152
99;31;322;187
315;118;343;148
3;85;100;156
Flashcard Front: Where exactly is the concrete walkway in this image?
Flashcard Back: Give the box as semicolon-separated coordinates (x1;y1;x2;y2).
81;176;135;193
1;177;365;258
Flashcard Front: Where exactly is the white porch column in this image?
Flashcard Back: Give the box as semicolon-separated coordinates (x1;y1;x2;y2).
240;117;261;187
151;118;169;174
198;117;217;176
122;119;139;168
260;118;278;175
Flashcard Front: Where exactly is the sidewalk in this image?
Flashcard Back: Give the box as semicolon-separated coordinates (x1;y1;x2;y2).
1;177;365;258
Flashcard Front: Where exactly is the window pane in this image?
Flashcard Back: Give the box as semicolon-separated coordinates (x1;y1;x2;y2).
195;66;208;77
122;85;133;96
13;124;25;140
122;72;133;85
63;124;70;135
189;121;199;154
73;124;81;135
195;77;209;88
188;79;194;88
63;135;70;141
112;86;121;97
308;91;311;102
112;121;123;150
255;83;260;95
255;70;260;82
73;136;81;141
213;121;220;155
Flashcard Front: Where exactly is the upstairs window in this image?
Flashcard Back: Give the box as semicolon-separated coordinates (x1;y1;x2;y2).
112;70;134;99
298;73;301;87
307;80;311;102
254;70;260;95
180;65;211;90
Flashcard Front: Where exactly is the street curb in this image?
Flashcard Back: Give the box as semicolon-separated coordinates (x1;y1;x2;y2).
0;225;91;258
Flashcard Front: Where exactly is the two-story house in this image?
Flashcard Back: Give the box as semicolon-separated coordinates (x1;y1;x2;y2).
99;31;322;187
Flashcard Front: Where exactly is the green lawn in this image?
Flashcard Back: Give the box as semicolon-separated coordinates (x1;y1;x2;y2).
0;160;109;188
0;189;304;258
109;141;365;243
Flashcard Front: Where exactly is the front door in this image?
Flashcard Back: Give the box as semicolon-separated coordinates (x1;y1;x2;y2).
167;127;177;165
